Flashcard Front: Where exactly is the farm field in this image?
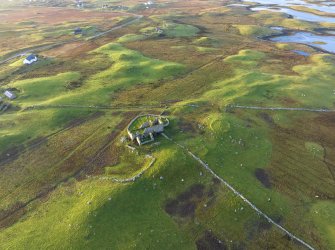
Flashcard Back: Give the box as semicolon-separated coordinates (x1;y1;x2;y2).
0;0;334;249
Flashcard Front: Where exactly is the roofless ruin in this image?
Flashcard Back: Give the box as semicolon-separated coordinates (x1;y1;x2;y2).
127;114;169;145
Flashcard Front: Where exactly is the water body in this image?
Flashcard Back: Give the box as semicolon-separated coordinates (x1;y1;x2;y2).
270;26;285;31
227;4;249;7
245;0;335;54
251;6;335;23
292;50;310;56
323;2;335;7
271;32;335;53
243;0;335;14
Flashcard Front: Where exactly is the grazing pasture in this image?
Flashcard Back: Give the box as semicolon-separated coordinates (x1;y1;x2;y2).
0;0;335;249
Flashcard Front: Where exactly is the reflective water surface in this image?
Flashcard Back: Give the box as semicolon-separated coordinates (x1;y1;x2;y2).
251;6;335;23
243;0;335;14
271;32;335;53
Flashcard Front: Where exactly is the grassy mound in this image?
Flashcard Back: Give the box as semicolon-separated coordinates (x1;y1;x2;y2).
310;201;335;249
163;22;200;37
141;22;199;38
10;72;80;105
234;25;281;37
0;43;185;152
203;50;335;108
49;43;185;105
117;33;146;43
275;43;294;50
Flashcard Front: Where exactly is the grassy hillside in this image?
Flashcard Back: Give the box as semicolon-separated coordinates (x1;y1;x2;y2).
0;0;335;249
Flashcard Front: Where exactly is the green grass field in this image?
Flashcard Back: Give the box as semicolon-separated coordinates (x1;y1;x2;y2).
1;0;335;249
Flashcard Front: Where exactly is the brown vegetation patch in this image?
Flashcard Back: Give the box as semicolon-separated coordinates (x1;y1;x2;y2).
179;118;198;133
26;136;48;148
280;96;298;106
260;50;309;75
0;111;130;226
245;215;302;249
0;145;24;166
79;111;140;175
246;217;273;241
164;182;219;219
0;7;127;25
268;113;335;199
255;168;272;188
113;56;233;105
58;118;125;175
0;113;104;167
165;184;205;218
126;38;216;68
23;53;111;81
44;41;100;58
0;7;129;57
0;202;26;229
212;177;221;185
65;79;82;90
259;112;275;127
65;111;104;128
136;0;224;16
196;230;227;250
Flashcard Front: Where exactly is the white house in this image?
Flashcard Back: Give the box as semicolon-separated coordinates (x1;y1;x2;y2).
144;1;154;6
4;90;16;100
23;54;38;65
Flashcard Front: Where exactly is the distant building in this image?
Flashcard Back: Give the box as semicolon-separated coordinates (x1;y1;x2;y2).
4;90;16;100
144;1;154;8
127;114;169;145
144;1;154;5
23;54;37;65
74;27;82;35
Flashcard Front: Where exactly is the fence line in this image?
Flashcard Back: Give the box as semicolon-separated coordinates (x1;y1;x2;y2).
89;156;155;183
231;105;335;113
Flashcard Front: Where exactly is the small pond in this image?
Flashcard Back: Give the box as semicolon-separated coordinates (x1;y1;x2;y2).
270;32;335;53
244;0;335;14
292;50;310;56
250;6;335;23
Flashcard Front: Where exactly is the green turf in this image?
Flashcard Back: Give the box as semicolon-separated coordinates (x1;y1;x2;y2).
0;108;91;151
305;142;324;160
0;145;201;249
0;42;185;152
1;3;335;249
275;43;294;50
310;201;335;249
47;43;185;105
0;139;301;249
117;33;146;43
10;72;80;105
140;21;199;38
234;25;281;37
201;50;335;108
